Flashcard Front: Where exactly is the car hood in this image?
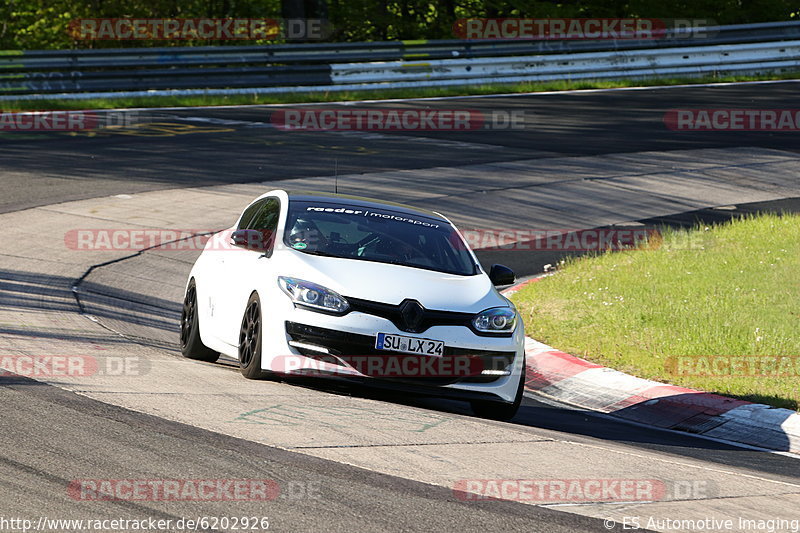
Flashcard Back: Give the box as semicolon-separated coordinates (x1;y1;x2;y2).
275;250;507;313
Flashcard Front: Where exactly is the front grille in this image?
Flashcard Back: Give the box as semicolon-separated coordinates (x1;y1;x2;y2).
285;321;515;384
347;297;472;334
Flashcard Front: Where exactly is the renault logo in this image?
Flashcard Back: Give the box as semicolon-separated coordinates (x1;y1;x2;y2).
398;299;425;332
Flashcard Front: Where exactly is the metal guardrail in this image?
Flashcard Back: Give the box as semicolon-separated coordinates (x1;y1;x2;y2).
1;20;799;100
331;41;800;84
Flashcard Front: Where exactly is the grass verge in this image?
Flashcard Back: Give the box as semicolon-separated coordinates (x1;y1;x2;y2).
511;214;800;411
2;71;800;110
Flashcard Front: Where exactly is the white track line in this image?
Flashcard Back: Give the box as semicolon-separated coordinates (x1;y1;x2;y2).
68;78;800;114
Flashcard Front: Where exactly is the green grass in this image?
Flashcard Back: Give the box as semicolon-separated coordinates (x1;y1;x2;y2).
511;214;800;411
2;71;800;110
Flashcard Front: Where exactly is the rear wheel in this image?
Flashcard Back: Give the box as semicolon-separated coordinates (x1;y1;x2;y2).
239;292;266;379
470;359;525;421
180;279;219;362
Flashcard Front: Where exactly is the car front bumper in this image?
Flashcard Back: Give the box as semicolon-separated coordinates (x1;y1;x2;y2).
260;303;526;404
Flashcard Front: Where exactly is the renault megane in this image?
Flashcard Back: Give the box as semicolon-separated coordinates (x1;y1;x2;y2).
180;190;526;420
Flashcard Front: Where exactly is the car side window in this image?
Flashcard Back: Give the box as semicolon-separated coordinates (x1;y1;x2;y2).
247;198;280;232
244;197;280;255
237;199;266;230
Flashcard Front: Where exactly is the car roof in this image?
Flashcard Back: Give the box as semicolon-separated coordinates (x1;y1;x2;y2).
285;190;448;222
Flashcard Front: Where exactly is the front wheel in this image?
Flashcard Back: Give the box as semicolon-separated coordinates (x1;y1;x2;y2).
238;292;266;379
180;279;219;362
470;359;525;421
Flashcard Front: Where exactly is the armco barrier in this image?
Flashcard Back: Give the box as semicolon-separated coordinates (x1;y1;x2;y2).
330;41;800;84
1;20;799;100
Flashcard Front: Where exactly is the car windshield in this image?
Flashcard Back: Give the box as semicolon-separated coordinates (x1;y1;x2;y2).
284;200;478;276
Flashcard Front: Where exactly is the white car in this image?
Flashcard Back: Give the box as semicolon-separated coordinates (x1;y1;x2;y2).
180;190;526;420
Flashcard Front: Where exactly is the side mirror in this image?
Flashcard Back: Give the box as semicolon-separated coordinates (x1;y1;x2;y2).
488;264;515;286
231;229;273;252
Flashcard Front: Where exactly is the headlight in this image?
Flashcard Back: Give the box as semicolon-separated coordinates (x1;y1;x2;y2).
278;277;350;314
472;307;517;334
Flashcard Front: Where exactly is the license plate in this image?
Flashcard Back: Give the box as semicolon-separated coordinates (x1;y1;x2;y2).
375;333;444;356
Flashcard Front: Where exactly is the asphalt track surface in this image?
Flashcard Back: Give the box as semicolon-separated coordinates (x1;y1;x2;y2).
2;81;800;214
1;377;607;532
1;82;799;532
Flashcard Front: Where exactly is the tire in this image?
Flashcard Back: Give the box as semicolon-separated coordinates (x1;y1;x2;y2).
180;279;219;363
238;292;266;379
470;357;525;421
